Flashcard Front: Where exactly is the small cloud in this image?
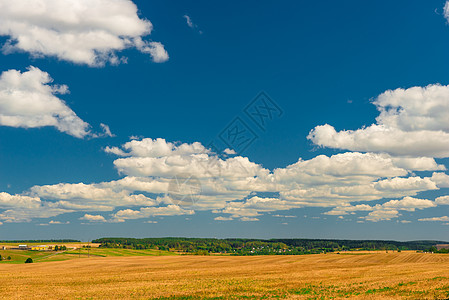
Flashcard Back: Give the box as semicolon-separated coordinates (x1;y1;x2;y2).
281;222;288;225
240;217;259;222
183;15;194;28
100;123;115;137
418;216;449;222
214;216;233;221
272;214;297;218
223;148;236;155
130;135;143;140
79;214;106;222
338;216;344;219
144;220;158;224
399;220;411;224
183;15;202;34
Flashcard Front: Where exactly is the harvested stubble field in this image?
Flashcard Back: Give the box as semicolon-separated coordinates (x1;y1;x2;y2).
0;251;448;299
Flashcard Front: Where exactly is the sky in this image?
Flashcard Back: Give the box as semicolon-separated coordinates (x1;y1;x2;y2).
1;0;449;241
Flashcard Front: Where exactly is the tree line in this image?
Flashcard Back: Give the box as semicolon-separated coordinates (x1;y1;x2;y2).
92;237;448;255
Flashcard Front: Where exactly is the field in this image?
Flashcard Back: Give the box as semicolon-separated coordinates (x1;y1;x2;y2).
0;247;176;263
0;251;448;299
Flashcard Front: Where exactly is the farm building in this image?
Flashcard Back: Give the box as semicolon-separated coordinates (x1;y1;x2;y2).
18;245;28;249
30;245;49;251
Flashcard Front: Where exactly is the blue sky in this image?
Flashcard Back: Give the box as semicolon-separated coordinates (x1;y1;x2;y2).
1;0;449;241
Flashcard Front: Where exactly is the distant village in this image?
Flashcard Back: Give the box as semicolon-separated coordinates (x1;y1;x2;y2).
2;244;69;251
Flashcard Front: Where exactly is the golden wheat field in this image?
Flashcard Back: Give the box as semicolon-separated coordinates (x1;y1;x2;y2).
0;252;448;299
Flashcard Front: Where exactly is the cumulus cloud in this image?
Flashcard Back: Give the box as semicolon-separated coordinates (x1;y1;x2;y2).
0;0;168;66
325;196;437;222
431;172;449;188
30;181;158;211
308;84;449;158
1;137;448;223
382;196;436;211
435;195;449;205
112;205;193;222
0;67;100;138
363;209;399;222
79;214;106;222
214;197;297;220
275;152;441;206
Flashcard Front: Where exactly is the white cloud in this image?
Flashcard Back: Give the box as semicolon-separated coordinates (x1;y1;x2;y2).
0;67;93;138
435;195;449;205
323;204;373;216
444;1;449;22
325;196;437;221
183;15;202;34
215;197;297;219
0;0;168;66
272;214;297;218
99;123;114;137
0;205;72;223
112;204;193;222
308;84;449;158
30;181;158;211
214;216;233;221
362;209;399;222
418;216;449;222
79;214;106;222
0;192;41;209
183;15;194;28
374;177;437;193
135;40;169;63
240;217;259;222
223;148;236;155
275;152;440;206
431;172;449;188
1;137;447;223
382;196;436;211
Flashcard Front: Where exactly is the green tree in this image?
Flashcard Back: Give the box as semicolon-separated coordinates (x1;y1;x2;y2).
7;256;11;260
54;245;59;251
25;258;33;263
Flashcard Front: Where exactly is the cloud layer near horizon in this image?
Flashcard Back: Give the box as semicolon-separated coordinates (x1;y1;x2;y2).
0;134;448;224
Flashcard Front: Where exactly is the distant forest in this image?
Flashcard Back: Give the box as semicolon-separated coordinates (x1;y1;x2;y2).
92;237;448;255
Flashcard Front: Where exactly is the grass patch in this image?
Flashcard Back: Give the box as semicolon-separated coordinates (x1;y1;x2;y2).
365;287;392;294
